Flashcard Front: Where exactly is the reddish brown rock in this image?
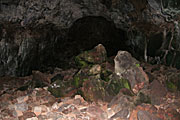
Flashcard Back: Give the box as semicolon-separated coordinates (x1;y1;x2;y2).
108;92;134;114
87;105;108;120
75;44;107;66
109;108;130;120
81;79;109;102
166;107;180;120
19;112;36;120
0;76;32;96
149;80;167;105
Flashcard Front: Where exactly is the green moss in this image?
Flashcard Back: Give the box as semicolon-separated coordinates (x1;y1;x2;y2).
83;78;88;81
107;77;131;95
74;51;94;68
122;79;131;90
136;63;140;67
74;75;80;88
75;56;88;68
166;80;177;92
73;75;89;88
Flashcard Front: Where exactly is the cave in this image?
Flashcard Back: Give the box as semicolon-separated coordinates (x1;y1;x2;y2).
35;16;129;74
16;16;166;76
1;1;180;119
0;16;166;77
67;16;128;57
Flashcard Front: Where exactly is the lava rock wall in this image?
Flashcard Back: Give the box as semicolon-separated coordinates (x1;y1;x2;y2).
0;0;172;76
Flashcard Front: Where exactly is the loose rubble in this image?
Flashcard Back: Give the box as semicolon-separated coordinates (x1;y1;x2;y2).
0;44;180;120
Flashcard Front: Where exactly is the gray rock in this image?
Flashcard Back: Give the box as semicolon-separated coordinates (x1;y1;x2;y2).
110;108;129;120
114;51;149;93
114;51;139;74
15;102;28;112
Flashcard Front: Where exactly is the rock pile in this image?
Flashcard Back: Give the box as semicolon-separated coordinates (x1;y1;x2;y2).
0;44;180;120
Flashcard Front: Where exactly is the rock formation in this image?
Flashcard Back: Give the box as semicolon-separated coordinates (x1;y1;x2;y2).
0;0;180;76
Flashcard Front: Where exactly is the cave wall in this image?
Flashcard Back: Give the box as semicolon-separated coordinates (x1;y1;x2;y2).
0;24;67;76
0;0;177;76
0;16;129;77
0;0;166;29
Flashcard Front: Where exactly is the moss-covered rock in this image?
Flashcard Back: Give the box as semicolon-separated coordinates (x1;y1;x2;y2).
75;55;89;68
75;44;107;68
72;62;110;89
72;67;90;88
106;74;131;96
72;45;139;102
81;77;109;102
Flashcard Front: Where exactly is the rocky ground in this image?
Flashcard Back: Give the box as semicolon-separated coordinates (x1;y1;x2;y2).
0;44;180;120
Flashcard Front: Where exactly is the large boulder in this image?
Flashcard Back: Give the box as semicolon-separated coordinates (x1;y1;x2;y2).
114;51;149;94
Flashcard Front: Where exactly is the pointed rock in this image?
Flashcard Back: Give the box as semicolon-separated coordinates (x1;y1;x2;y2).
114;51;149;93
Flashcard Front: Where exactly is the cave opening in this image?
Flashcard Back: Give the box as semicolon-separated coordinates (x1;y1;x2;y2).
39;16;130;72
9;16;166;76
67;16;129;57
3;16;130;76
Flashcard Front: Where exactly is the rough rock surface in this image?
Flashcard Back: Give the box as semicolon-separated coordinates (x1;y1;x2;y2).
0;44;180;120
0;0;166;29
0;87;179;120
0;0;174;76
114;51;149;94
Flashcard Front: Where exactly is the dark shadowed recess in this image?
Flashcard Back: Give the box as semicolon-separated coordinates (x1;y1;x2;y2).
1;16;130;76
68;16;128;57
0;16;165;77
34;16;130;74
148;33;163;57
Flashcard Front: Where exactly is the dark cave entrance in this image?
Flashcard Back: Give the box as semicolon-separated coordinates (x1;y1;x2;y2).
0;16;166;77
17;16;166;76
67;16;129;57
17;16;130;76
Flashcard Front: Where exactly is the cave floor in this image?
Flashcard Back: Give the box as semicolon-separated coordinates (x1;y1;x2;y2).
0;62;180;120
